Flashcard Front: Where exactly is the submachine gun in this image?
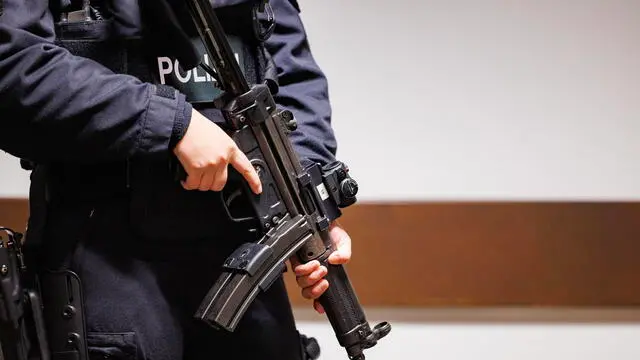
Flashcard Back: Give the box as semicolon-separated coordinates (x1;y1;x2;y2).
182;1;391;359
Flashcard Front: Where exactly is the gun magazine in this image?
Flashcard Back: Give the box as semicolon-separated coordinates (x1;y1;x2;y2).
194;214;313;331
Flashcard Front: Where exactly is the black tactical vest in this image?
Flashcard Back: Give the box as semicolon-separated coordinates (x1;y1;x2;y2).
51;0;278;100
42;0;280;241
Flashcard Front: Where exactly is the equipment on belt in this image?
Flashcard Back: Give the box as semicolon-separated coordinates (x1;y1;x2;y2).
182;1;392;359
0;226;40;360
0;225;90;360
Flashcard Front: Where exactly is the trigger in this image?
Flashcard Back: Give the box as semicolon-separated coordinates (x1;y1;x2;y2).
224;188;243;209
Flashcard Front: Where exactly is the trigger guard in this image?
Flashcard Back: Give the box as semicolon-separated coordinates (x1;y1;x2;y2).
221;189;255;224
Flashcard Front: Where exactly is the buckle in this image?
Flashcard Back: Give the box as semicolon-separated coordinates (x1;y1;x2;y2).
252;1;275;42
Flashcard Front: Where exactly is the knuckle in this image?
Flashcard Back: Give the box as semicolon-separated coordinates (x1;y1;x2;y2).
218;153;229;163
193;160;208;170
310;272;321;282
225;145;237;159
200;157;223;169
207;156;222;167
312;288;323;298
213;176;227;189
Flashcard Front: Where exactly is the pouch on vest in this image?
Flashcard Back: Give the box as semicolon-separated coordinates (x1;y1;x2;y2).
52;2;157;83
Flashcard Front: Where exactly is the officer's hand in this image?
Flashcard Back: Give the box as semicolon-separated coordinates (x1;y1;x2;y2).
292;221;352;314
173;109;262;194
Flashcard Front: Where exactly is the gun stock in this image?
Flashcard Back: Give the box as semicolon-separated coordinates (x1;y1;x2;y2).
183;0;391;359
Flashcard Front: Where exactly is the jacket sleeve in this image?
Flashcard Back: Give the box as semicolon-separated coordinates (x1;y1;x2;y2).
0;0;191;165
264;0;337;166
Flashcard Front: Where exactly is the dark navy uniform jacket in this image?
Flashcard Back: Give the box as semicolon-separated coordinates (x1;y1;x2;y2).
0;0;337;168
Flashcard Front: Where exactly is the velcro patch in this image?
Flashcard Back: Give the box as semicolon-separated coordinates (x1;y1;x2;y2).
155;35;246;104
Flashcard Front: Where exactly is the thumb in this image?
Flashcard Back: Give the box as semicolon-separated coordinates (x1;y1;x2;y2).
328;226;352;265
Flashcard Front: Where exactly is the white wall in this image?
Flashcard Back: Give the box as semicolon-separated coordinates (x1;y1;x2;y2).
298;320;640;360
1;0;639;201
0;153;28;198
298;0;640;202
294;308;640;360
293;3;640;359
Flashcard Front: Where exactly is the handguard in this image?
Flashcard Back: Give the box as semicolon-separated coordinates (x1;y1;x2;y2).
182;1;391;359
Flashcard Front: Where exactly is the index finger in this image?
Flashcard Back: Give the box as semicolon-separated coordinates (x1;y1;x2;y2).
230;149;262;194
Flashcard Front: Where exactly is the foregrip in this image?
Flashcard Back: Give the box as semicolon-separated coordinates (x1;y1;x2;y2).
299;231;390;360
320;263;367;348
321;263;391;359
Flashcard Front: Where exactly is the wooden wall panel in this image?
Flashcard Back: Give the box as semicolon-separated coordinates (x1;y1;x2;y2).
0;198;29;232
285;202;640;307
1;199;639;307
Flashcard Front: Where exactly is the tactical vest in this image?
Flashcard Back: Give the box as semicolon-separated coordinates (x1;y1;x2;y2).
37;0;281;241
52;0;279;101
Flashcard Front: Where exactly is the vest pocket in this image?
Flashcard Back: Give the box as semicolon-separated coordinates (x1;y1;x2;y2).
87;332;139;360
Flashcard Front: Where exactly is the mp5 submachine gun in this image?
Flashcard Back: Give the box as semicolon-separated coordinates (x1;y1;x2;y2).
182;1;391;359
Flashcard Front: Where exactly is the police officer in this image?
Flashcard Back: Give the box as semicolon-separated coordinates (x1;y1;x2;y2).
0;0;353;359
